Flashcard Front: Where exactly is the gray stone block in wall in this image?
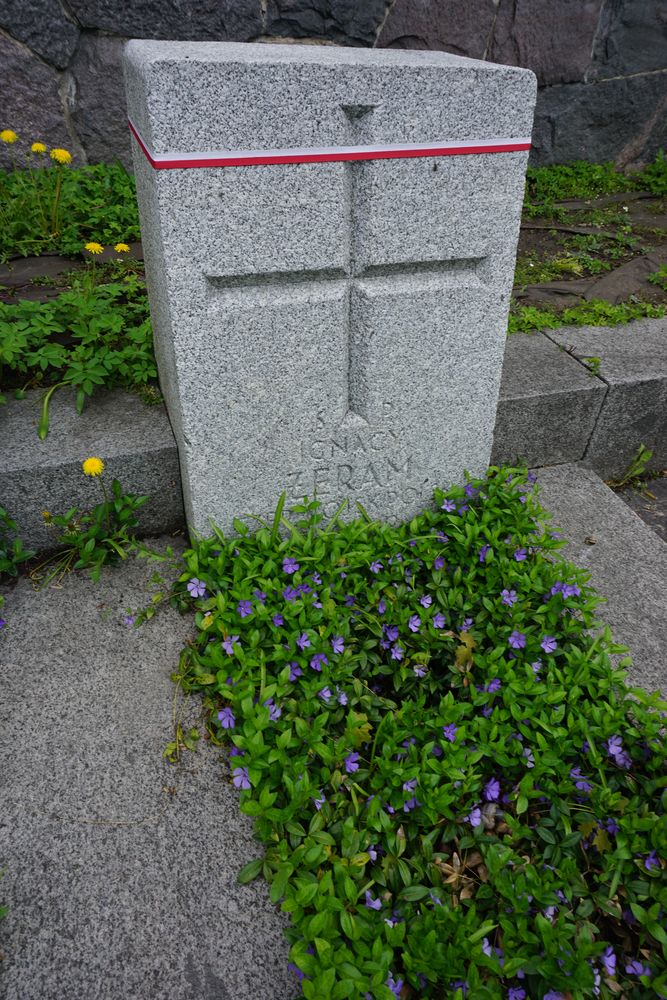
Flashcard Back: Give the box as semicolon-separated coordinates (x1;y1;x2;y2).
547;318;667;478
491;332;606;468
0;389;184;552
124;40;535;536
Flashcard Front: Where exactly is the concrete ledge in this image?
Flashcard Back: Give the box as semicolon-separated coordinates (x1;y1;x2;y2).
2;317;666;553
535;463;667;694
547;317;667;478
0;388;184;552
492;332;606;467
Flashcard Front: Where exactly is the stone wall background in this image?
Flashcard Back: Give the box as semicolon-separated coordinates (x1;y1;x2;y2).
1;0;666;171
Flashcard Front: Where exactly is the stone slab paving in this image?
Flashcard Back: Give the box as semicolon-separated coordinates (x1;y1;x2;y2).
0;539;295;1000
1;468;666;997
0;387;183;553
616;475;667;544
535;463;667;695
547;317;667;478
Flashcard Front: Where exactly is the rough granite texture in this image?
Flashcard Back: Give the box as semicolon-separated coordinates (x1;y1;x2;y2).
547;318;667;478
0;539;296;1000
124;40;535;535
491;332;606;468
0;388;184;551
535;464;667;695
0;0;80;69
0;33;72;171
68;33;133;171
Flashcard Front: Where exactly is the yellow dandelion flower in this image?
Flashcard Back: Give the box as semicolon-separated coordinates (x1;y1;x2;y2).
113;242;130;253
42;510;51;520
31;142;47;154
1;129;18;144
50;147;72;165
84;242;104;255
82;456;105;477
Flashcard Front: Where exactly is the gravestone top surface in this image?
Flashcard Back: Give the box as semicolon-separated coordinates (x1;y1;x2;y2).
125;42;535;535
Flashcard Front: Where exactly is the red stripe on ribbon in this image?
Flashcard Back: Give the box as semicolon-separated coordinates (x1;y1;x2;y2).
128;119;530;170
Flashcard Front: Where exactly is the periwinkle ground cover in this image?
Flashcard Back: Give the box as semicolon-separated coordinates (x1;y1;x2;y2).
162;468;665;999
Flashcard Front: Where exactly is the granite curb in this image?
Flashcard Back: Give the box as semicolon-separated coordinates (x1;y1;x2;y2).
1;318;666;553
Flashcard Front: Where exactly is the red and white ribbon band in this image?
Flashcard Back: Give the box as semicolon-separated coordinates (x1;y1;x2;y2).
128;119;530;170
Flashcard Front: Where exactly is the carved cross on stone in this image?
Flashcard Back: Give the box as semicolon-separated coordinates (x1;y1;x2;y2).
126;40;535;533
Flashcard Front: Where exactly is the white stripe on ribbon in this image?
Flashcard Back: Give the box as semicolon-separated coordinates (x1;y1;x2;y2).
128;119;531;169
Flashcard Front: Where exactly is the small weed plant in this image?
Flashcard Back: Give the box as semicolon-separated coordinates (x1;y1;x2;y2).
33;457;148;586
167;470;666;999
0;130;139;260
0;248;156;435
648;266;667;293
0;505;34;578
509;299;666;334
524;153;667;218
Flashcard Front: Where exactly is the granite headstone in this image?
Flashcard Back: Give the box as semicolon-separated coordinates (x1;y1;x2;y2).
124;41;535;535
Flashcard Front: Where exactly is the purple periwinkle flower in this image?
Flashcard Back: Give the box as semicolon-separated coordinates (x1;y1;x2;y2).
479;544;491;563
501;589;518;606
287;963;306;982
441;499;456;512
232;766;250;790
337;688;348;706
386;974;403;998
464;483;478;498
296;632;310;651
467;806;483;828
222;634;240;655
310;652;328;671
187;577;207;598
514;548;527;562
390;644;404;661
606;735;631;769
601;947;616;976
484;778;500;802
605;818;620;835
509;630;526;650
482;938;493;957
625;960;651;977
288;662;302;682
408;614;421;632
443;723;457;743
123;614;135;626
364;890;382;910
403;797;419;812
522;748;535;768
403;778;417;793
432;613;446;629
563;583;581;598
570;767;592;793
434;556;446;570
263;698;281;721
331;635;345;654
460;617;473;632
378;598;386;615
318;687;332;702
487;678;502;693
643;850;659;871
509;990;526;1000
384;624;399;642
344;594;355;607
541;635;558;653
282;557;299;574
218;707;235;729
253;589;266;604
413;664;427;678
345;752;360;774
370;560;383;574
313;790;326;811
272;613;284;626
543;992;565;1000
237;600;252;618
